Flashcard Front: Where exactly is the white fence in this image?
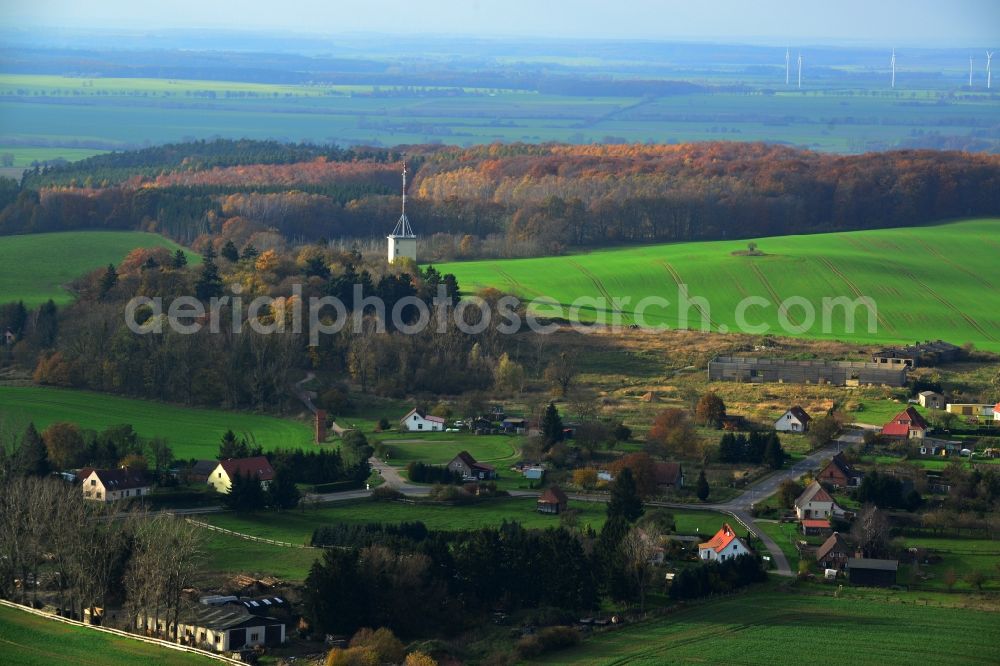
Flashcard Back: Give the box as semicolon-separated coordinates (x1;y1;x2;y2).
0;598;243;664
184;517;319;549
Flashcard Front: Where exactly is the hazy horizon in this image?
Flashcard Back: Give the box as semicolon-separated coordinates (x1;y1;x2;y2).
3;0;998;48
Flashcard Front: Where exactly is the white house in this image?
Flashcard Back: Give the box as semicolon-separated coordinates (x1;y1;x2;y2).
774;406;811;433
137;604;285;653
400;408;445;432
81;468;151;503
794;480;843;520
698;523;752;562
208;456;275;494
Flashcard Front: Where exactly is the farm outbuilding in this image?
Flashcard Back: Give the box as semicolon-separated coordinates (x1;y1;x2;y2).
847;558;898;587
707;356;907;387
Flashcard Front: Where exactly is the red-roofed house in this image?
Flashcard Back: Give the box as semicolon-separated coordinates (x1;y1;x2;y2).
698;523;752;562
794;481;843;520
881;407;929;440
81;468;151;503
209;457;275;494
400;408;445;432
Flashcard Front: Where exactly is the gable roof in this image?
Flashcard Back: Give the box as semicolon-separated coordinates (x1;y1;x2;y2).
400;408;446;424
190;459;219;476
794;481;835;508
824;452;860;480
452;450;495;472
784;406;812;423
846;557;898;571
919;390;942;398
881;422;912;437
653;462;683;485
178;604;278;631
538;486;568;505
218;456;275;482
698;523;745;554
86;468;149;491
801;519;831;529
887;406;929;430
816;532;850;562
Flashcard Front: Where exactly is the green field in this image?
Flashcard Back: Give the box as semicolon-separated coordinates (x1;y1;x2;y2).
1;73;995;153
380;434;521;468
0;604;216;665
203;498;726;547
200;530;320;581
0;386;314;460
898;537;1000;592
0;231;198;306
438;219;1000;351
532;588;1000;665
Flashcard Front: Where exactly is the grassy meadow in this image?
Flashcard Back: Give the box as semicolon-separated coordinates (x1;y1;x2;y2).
438;219;1000;352
0;231;198;306
0;386;314;459
531;587;1000;665
0;604;216;665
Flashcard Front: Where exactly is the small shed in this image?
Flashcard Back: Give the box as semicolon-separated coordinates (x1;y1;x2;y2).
800;519;831;536
918;391;944;409
846;558;898;587
537;486;569;514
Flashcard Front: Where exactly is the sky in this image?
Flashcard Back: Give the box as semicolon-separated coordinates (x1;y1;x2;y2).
3;0;998;46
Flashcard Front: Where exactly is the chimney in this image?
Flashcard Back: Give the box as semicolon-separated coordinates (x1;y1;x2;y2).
315;410;327;444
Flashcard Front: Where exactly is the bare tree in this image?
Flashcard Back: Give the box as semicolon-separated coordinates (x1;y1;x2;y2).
620;526;661;615
851;504;891;558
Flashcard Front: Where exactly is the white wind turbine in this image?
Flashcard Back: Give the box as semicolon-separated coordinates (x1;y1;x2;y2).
969;55;974;87
890;48;896;88
797;52;803;89
785;48;790;85
988;51;994;90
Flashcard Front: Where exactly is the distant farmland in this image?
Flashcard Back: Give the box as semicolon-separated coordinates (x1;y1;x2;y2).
0;231;197;306
0;386;314;459
438;219;1000;352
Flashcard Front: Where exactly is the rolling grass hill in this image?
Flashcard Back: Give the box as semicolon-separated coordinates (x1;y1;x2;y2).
532;587;1000;665
0;386;314;459
438;219;1000;351
0;604;216;665
0;231;197;306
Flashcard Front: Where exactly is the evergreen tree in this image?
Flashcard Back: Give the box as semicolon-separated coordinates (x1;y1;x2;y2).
195;249;224;301
764;432;785;470
304;255;331;279
594;515;633;601
696;469;710;502
224;472;267;512
268;467;301;510
541;402;563;446
11;423;49;477
171;249;188;268
220;240;240;262
607;467;644;522
241;244;259;261
218;429;250;459
34;300;58;347
99;263;118;298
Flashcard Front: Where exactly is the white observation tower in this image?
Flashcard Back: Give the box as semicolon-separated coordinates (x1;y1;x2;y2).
387;161;417;263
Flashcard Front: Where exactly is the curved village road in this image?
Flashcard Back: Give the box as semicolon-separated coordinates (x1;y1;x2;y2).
168;432;864;577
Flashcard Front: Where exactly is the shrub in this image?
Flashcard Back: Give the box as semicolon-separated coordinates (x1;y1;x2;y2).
370;486;404;502
517;626;581;659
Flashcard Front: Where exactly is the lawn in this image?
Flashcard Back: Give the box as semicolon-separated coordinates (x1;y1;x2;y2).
199;530;320;582
438;219;1000;352
531;587;1000;665
0;231;198;306
898;536;1000;592
0;386;314;460
202;498;729;547
378;433;521;468
0;604;217;665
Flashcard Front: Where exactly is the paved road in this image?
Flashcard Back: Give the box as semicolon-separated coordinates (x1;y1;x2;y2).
166;432;861;577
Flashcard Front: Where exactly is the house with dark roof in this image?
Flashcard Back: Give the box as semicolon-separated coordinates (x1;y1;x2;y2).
537;486;569;514
918;391;945;410
400;408;445;432
209;456;275;494
698;523;752;562
881;406;929;440
794;481;843;520
817;452;863;489
815;532;851;570
187;459;219;484
847;558;898;587
81;468;151;503
653;462;684;491
447;451;497;481
774;406;812;433
137;603;285;652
